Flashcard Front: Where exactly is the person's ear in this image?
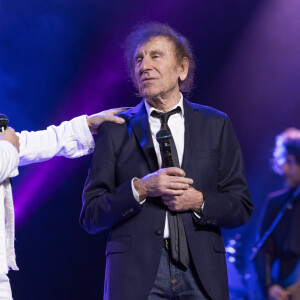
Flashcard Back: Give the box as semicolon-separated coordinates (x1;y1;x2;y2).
178;57;189;81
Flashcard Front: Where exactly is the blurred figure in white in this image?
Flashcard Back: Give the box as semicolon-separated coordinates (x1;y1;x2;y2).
0;107;127;299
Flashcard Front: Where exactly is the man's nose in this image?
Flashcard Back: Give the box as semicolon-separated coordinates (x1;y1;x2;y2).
282;162;289;174
140;57;151;72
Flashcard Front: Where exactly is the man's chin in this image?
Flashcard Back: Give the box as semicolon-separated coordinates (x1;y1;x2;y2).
140;89;160;99
285;179;300;188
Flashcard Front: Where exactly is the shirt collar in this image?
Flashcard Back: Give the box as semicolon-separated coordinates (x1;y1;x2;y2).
144;93;184;119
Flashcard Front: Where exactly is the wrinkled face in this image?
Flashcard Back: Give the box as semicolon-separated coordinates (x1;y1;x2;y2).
134;36;187;100
282;155;300;187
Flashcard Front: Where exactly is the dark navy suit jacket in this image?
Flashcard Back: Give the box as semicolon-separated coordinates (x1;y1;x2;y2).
80;99;253;300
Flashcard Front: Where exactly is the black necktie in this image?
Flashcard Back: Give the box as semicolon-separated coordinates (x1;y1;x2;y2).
151;107;190;269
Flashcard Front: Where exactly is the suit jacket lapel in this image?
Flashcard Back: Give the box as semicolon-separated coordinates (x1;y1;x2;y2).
181;99;201;171
128;100;159;173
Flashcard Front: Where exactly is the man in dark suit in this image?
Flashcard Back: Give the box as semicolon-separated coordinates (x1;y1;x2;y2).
80;23;253;300
255;128;300;300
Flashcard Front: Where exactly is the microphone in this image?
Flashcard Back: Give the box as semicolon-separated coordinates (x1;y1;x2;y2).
156;129;174;167
0;114;9;132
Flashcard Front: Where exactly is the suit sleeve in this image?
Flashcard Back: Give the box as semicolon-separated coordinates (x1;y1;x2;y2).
80;122;142;234
196;115;253;228
0;140;19;183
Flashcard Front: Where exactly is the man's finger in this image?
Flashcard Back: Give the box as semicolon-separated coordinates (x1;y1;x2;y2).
169;176;193;185
163;189;185;196
164;167;186;177
161;195;175;201
5;127;16;133
103;115;125;124
166;202;182;212
163;200;171;206
167;182;190;190
104;107;131;115
278;290;291;300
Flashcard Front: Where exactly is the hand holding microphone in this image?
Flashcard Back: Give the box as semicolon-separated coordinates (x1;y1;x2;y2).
0;114;9;132
155;118;203;212
0;114;20;152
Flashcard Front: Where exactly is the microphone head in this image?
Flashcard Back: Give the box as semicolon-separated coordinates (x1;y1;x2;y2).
0;114;9;131
156;129;174;168
156;129;171;144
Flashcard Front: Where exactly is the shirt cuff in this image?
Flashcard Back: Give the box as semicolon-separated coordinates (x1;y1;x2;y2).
193;202;205;219
70;115;95;155
131;177;146;204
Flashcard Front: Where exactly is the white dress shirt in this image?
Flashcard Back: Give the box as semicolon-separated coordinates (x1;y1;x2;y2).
0;115;95;274
132;95;185;238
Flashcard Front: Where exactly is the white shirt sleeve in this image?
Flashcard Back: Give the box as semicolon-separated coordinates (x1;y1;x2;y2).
0;140;19;183
18;115;95;166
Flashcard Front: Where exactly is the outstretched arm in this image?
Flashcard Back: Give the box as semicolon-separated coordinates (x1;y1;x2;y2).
18;107;128;166
18;115;94;166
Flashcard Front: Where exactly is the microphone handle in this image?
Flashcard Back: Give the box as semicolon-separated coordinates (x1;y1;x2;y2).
159;139;174;168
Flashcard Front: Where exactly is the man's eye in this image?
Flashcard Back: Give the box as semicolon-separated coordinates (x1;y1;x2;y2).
135;58;142;65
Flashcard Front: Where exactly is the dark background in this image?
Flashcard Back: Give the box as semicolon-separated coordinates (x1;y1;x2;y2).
1;0;299;299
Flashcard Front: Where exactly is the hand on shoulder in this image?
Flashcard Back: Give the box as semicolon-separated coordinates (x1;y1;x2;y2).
87;107;130;134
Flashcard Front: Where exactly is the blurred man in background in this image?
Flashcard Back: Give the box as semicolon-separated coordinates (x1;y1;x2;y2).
255;127;300;300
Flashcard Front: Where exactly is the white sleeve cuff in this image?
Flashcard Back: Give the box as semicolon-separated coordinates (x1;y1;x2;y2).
70;115;95;155
131;178;146;205
193;202;205;219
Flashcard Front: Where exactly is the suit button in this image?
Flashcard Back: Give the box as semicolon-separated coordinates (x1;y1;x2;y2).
206;218;216;225
156;229;162;235
121;207;134;217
